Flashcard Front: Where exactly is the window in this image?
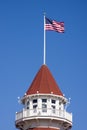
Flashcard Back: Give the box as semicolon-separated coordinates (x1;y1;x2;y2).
51;99;56;104
51;105;55;113
33;99;37;103
33;99;38;113
42;104;47;112
59;101;62;110
33;105;37;109
26;101;29;109
42;99;47;112
51;99;56;113
42;99;47;103
59;102;61;105
33;105;37;113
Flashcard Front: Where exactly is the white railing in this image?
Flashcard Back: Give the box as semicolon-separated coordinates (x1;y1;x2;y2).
15;108;72;123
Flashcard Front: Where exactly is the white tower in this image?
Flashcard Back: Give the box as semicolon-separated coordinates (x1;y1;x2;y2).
15;65;72;130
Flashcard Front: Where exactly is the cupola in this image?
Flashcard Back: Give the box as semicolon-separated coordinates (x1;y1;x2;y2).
15;65;72;130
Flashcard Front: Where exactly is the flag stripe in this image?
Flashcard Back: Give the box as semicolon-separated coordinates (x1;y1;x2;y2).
45;17;64;33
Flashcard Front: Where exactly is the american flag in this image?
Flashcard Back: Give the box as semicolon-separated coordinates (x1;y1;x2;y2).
45;17;64;33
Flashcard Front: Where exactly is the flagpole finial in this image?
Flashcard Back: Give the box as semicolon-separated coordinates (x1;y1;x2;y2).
43;12;46;16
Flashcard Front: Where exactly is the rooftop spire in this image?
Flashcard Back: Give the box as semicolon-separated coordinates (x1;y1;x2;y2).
26;65;63;96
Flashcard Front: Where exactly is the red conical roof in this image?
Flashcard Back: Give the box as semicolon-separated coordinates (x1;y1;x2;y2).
26;65;63;96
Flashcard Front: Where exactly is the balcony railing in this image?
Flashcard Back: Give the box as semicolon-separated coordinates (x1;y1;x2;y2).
15;108;72;123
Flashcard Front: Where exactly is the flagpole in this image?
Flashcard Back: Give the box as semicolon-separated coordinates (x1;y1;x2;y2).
44;13;46;65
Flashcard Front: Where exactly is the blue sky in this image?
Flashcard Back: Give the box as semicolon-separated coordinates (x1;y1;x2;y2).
0;0;87;130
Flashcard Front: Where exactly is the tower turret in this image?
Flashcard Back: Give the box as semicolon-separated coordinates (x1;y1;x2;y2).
15;65;72;130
